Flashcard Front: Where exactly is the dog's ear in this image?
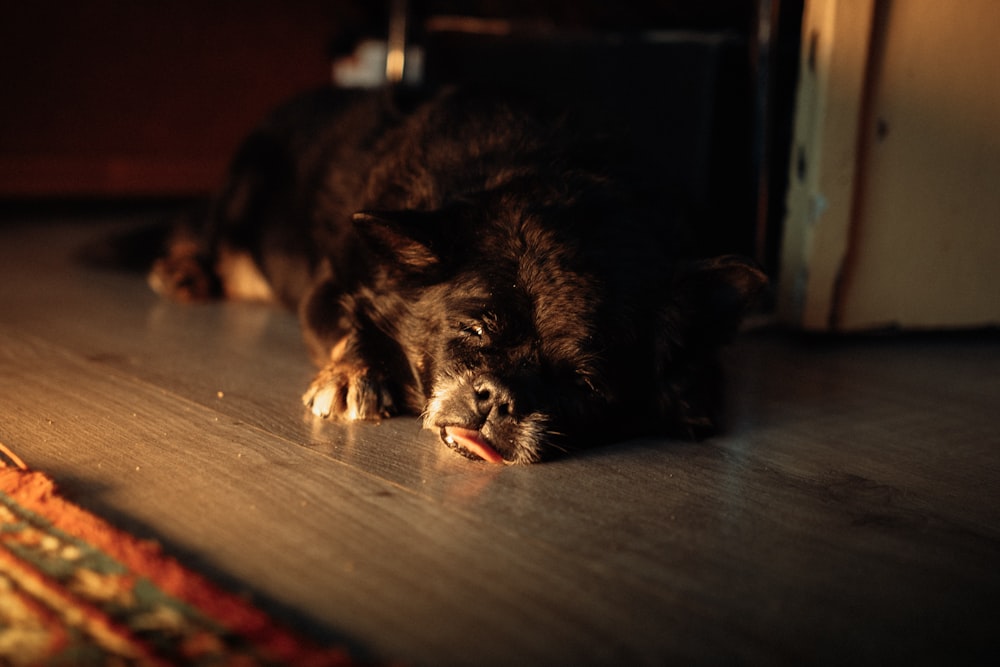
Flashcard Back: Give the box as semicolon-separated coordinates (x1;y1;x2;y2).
352;210;456;274
671;255;768;343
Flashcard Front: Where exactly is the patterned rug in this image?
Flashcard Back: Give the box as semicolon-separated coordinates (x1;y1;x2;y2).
0;448;359;666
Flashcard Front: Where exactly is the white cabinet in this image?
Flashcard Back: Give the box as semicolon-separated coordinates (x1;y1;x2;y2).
779;0;1000;330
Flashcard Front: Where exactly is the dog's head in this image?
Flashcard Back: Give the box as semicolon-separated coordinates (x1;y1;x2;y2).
353;193;766;464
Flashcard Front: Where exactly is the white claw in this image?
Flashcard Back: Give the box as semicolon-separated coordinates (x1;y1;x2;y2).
308;387;335;418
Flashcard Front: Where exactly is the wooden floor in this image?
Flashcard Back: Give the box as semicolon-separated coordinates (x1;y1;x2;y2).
2;208;999;666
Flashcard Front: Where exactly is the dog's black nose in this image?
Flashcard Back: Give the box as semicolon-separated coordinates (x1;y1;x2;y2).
472;375;515;419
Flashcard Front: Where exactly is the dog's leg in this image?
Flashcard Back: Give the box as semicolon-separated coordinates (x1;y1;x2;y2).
147;221;223;302
298;276;403;421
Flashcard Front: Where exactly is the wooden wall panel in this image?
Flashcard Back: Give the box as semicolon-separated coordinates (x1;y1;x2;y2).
0;1;343;196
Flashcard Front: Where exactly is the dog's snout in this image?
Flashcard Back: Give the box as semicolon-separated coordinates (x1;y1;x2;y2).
473;375;514;418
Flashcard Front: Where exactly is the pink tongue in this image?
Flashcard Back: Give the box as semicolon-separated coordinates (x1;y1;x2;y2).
444;426;504;464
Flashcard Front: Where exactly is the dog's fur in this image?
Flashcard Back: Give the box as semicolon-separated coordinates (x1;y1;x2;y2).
150;86;766;464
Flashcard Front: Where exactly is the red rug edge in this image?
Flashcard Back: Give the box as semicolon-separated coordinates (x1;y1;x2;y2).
0;466;364;667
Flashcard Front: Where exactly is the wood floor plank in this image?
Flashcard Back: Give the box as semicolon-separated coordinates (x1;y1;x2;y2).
2;215;999;665
0;326;679;665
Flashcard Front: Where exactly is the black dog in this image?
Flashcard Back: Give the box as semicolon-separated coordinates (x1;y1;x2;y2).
150;86;766;464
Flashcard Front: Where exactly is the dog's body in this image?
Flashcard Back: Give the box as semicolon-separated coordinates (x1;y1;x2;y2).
151;86;765;464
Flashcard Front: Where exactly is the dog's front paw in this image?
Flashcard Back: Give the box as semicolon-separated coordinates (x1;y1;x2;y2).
303;362;395;420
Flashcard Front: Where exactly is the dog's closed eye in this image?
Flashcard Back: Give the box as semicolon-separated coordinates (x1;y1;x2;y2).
459;322;485;338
